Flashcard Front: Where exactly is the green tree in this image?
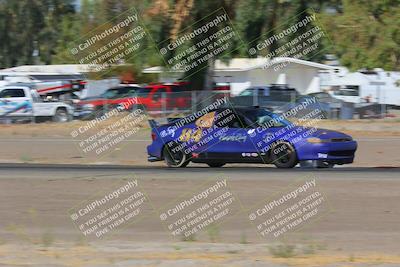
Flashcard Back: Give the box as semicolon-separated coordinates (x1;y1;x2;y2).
0;0;75;68
321;0;400;70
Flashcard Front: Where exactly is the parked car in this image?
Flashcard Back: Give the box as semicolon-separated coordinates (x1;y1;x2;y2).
308;92;343;107
147;107;357;168
279;92;344;119
140;82;192;112
231;85;299;110
75;85;147;118
0;84;73;123
76;82;195;118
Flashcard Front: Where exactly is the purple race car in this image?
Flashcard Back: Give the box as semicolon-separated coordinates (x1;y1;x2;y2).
147;107;357;168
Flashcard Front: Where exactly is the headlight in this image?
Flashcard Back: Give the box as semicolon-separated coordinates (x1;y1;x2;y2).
306;137;326;143
82;104;95;110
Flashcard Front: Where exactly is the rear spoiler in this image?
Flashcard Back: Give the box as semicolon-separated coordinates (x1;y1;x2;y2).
167;117;182;123
148;117;183;129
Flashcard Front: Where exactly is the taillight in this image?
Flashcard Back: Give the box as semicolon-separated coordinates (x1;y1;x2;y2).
151;132;156;141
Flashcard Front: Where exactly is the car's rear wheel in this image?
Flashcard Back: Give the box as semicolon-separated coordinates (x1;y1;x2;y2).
270;141;298;168
207;162;225;168
163;143;189;168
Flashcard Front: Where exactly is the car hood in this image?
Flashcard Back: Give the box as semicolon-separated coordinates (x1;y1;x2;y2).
300;127;353;141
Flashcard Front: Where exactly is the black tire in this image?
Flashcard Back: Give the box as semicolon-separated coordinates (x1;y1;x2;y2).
53;108;70;123
207;162;225;168
163;143;189;168
270;141;298;168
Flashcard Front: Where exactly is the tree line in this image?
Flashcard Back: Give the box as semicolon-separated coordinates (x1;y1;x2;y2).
0;0;399;85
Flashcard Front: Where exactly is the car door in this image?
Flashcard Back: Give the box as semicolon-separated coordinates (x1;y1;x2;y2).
30;89;50;116
117;87;142;109
0;88;33;117
148;87;169;111
170;85;190;110
202;109;259;160
241;109;292;158
110;87;132;107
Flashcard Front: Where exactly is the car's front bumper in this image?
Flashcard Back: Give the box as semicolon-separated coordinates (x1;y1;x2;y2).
296;140;357;164
148;155;162;162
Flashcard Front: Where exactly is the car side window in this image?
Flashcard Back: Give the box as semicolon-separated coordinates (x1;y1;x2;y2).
118;87;133;97
256;114;280;127
103;89;118;99
215;110;248;128
127;88;138;95
0;89;25;98
116;88;127;97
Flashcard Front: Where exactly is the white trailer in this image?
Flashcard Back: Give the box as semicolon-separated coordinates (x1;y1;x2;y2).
0;71;85;95
328;70;400;106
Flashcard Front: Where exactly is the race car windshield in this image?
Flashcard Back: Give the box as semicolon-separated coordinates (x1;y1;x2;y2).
242;109;291;128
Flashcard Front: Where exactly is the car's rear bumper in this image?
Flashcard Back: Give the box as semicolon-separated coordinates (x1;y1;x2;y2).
147;142;163;161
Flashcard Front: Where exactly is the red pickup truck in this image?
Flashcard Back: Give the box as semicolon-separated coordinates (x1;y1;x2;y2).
141;83;192;112
75;83;192;118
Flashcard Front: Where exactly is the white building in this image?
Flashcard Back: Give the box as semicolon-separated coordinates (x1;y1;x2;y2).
143;57;341;95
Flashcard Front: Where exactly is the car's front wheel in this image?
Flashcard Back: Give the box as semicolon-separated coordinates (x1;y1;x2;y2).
270;141;298;168
163;143;189;168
